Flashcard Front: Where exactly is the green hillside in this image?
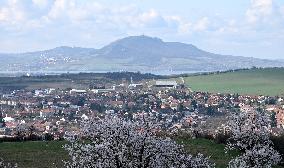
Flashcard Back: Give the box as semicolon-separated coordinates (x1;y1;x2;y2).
181;68;284;96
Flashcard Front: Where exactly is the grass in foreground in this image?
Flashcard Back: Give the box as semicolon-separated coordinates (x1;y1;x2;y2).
0;139;237;168
176;138;239;168
1;138;282;168
0;141;68;168
180;68;284;96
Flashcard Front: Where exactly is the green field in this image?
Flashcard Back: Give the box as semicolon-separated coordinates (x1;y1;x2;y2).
0;141;68;168
181;68;284;96
177;138;239;168
0;139;240;168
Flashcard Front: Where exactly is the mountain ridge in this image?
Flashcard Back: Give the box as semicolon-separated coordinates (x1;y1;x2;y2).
0;35;283;73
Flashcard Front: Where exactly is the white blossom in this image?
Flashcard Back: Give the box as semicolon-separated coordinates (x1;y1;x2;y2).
64;117;214;168
226;111;281;168
0;158;17;168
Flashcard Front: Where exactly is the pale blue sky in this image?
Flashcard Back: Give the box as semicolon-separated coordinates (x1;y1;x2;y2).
0;0;284;59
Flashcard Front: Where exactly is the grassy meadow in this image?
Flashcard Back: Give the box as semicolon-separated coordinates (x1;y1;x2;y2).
177;138;239;168
180;68;284;96
0;141;68;168
0;139;237;168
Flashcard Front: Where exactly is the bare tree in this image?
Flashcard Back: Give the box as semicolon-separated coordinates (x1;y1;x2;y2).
64;117;214;168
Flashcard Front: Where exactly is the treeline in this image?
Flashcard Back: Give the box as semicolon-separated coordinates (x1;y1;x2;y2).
22;71;163;81
172;67;284;78
0;71;164;92
23;71;165;82
104;71;165;82
0;133;61;143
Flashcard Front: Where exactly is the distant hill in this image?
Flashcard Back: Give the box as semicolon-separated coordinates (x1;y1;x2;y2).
0;35;283;73
177;67;284;96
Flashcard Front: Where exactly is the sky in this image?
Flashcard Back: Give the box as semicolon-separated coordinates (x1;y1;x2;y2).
0;0;284;59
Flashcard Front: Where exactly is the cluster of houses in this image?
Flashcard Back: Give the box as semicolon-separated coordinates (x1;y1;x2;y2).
0;79;284;140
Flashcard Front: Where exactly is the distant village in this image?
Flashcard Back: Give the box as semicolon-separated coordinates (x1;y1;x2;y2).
1;77;284;141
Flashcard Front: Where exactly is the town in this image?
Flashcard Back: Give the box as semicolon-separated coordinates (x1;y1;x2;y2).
1;76;284;141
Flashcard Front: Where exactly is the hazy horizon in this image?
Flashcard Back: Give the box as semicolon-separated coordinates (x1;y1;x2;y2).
0;0;284;59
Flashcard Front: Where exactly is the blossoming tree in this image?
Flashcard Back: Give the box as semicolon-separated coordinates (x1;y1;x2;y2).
226;111;281;168
64;117;214;168
0;158;17;168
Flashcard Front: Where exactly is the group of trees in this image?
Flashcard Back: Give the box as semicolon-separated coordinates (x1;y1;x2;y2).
0;110;282;167
63;110;282;168
226;111;281;167
64;117;214;168
104;72;163;81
